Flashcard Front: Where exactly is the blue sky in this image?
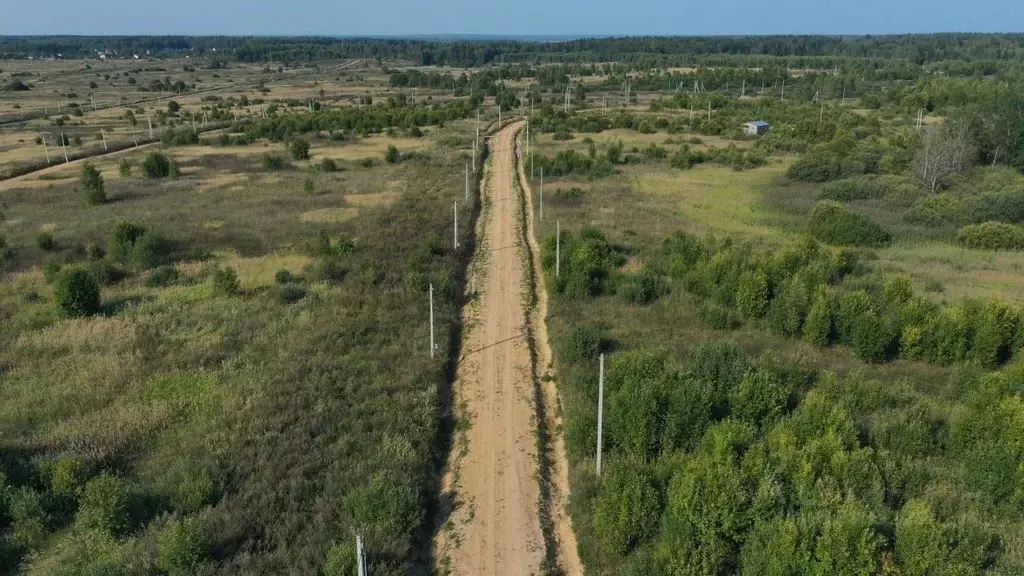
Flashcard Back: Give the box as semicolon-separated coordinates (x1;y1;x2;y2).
1;0;1021;36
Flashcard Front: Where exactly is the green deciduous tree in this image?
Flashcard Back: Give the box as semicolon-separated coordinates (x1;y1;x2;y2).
53;266;101;317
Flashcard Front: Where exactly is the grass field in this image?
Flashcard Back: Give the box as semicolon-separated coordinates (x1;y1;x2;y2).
0;64;488;572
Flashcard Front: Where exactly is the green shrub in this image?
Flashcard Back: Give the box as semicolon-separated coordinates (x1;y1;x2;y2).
593;464;662;557
86;260;128;286
562;324;602;364
156;517;208;575
108;221;171;269
212;267;239;295
852;311;890;363
925;306;972;365
384;144;400;163
767;277;810;337
787;150;841;182
835;290;873;345
9;487;48;550
53;266;102;317
617;271;664;305
735;269;769;319
808;201;891;247
0;234;13;267
971;300;1021;368
277;283;307;304
816;176;891;202
315;157;339;172
324;542;358;576
81;162;106;205
698;301;741;330
729;356;790;426
76;474;130;536
129;232;173;269
803;289;834;346
36;231;56;251
274;269;298;284
605;350;674;462
262;154;287;171
118;159;132;177
289;138;310;160
146;265;180;287
142;151;172;178
957;221;1024;250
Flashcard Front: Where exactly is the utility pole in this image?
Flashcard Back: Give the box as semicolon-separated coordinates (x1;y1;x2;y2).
148;115;153;139
356;535;367;576
41;134;50;164
556;221;560;278
60;133;69;163
540;168;544;221
100;129;107;151
740;78;745;98
820;103;825;125
465;162;469;202
429;284;435;358
472;139;477;174
596;353;605;477
454;201;459;250
708;100;712;120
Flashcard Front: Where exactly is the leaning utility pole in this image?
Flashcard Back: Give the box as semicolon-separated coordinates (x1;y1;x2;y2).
60;133;69;163
100;129;107;151
41;134;50;164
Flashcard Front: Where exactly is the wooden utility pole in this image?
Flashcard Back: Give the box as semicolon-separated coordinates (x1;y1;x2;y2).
100;129;107;151
41;134;50;164
148;115;153;139
429;284;435;358
596;353;605;476
61;134;69;163
472;139;477;174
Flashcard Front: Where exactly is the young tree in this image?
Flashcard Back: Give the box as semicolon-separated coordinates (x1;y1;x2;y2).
53;267;101;317
289;138;310;160
81;162;106;205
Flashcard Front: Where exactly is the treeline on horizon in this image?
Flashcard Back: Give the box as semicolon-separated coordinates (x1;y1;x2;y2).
4;34;1024;66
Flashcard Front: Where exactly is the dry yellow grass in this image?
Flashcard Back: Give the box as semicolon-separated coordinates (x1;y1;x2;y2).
298;207;359;224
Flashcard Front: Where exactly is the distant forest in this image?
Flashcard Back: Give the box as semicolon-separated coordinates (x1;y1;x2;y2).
4;34;1024;66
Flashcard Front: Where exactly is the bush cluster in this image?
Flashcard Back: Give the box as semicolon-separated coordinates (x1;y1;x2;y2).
957;221;1024;250
659;231;1022;366
808;201;892;247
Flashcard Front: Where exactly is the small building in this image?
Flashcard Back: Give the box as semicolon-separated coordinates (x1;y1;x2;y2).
743;120;771;136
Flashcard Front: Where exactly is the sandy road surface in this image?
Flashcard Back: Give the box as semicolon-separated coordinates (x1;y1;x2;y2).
435;123;544;574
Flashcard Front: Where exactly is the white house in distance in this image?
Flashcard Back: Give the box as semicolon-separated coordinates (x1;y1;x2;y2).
743;120;771;136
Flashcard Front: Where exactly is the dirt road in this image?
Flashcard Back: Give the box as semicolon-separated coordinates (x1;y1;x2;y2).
436;122;565;575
